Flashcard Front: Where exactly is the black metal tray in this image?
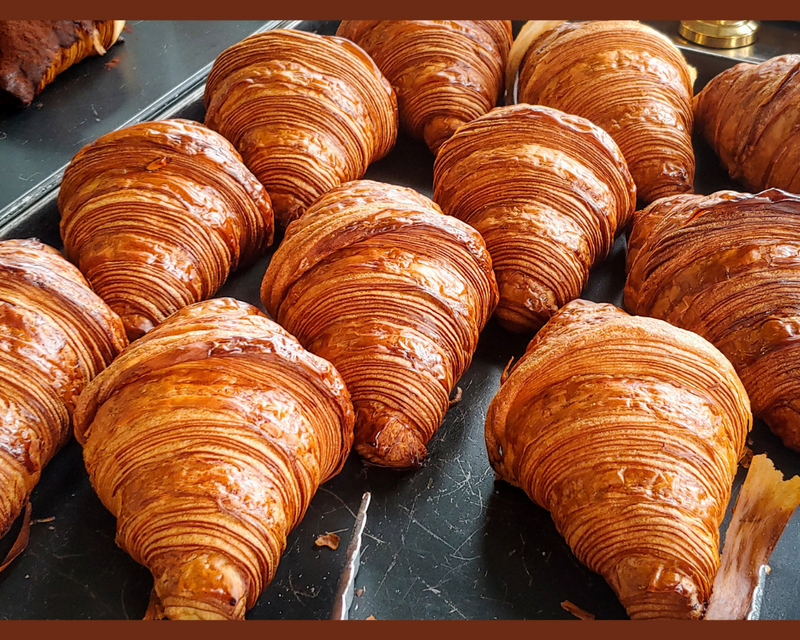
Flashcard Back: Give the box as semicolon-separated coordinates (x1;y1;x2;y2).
1;20;799;620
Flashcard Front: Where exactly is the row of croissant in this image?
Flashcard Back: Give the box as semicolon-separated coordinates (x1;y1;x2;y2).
1;20;800;620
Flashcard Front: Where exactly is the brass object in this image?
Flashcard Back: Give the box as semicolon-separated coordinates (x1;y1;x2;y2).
679;20;759;49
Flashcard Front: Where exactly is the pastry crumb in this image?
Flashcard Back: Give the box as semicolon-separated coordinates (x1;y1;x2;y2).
561;600;594;620
314;532;340;550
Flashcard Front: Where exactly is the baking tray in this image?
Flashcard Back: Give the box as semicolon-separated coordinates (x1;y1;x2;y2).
1;20;799;620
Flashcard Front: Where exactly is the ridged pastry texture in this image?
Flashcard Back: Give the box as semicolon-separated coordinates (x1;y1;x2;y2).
0;239;127;541
694;54;800;193
625;189;800;452
336;20;512;154
514;20;695;205
59;119;274;341
261;180;498;468
485;299;751;619
433;104;636;333
73;297;354;620
204;29;398;230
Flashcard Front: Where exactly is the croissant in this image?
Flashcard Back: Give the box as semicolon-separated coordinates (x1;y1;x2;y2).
204;29;398;230
625;188;800;452
0;239;127;546
485;299;751;619
433;104;636;333
510;20;695;204
0;20;125;108
261;180;498;468
59;118;274;341
73;297;354;620
336;20;512;154
694;55;800;193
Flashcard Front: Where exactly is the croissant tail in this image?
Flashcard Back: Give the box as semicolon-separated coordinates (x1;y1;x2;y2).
354;404;429;468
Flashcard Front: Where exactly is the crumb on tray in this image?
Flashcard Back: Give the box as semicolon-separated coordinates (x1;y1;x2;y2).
561;600;595;620
314;532;340;550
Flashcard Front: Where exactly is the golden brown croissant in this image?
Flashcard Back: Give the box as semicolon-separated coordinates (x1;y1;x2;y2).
58;118;274;341
694;55;800;193
0;20;125;108
485;299;751;619
433;104;636;333
204;29;398;230
510;20;695;204
261;180;498;468
336;20;512;154
73;297;354;620
625;189;800;452
0;239;127;545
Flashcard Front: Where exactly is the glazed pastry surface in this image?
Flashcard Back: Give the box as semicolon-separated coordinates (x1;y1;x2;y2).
261;180;498;468
59;118;273;341
205;29;398;229
694;54;800;193
337;20;512;153
626;188;800;452
434;104;636;333
485;299;751;619
74;297;354;620
0;239;126;540
514;20;695;204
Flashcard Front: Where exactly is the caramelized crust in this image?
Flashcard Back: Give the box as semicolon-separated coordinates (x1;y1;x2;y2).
73;297;354;620
204;29;398;229
59;119;274;341
514;20;695;204
625;189;800;452
261;180;498;468
694;55;800;193
485;299;751;619
337;20;512;153
0;239;126;540
0;20;124;108
433;104;636;333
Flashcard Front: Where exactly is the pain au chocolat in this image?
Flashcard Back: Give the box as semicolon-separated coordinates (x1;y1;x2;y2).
58;119;274;341
261;180;498;468
204;29;398;230
336;20;512;153
73;297;354;620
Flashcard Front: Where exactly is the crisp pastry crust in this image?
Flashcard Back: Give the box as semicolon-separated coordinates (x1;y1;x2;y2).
204;29;398;230
625;188;800;452
433;104;636;333
694;54;800;193
513;20;695;205
485;299;751;619
73;297;354;620
0;239;127;541
0;20;124;108
261;180;498;468
58;118;274;341
337;20;512;153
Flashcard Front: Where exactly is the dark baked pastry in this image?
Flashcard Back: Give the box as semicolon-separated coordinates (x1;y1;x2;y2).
336;20;512;153
261;180;498;468
0;20;125;108
0;239;127;547
204;29;398;230
694;54;800;193
74;297;354;620
59;119;274;341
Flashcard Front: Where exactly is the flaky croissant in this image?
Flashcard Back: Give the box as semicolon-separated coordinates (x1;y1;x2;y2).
336;20;512;153
510;20;695;204
204;29;398;230
73;297;354;620
0;239;127;544
625;189;800;452
433;104;636;333
59;119;274;341
486;299;751;619
694;54;800;193
261;180;498;468
0;20;125;108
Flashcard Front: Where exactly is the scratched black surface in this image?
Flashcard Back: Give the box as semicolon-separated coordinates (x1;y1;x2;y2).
1;22;800;620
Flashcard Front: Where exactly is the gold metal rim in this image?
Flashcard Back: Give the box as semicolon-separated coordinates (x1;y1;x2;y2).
678;20;759;49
